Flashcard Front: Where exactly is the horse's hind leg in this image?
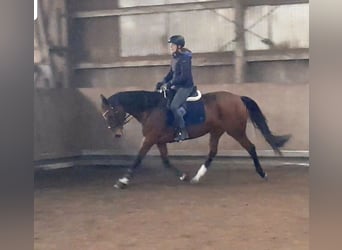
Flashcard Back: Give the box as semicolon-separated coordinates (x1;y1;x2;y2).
157;143;188;181
191;131;223;183
233;133;267;180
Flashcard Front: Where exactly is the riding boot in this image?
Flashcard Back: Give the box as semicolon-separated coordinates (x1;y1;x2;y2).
172;104;189;142
175;129;188;142
174;117;189;142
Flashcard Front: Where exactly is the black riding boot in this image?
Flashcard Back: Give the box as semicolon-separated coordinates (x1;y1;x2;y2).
174;108;189;141
175;127;189;142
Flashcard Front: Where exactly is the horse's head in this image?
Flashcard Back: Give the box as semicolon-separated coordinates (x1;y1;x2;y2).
100;94;130;138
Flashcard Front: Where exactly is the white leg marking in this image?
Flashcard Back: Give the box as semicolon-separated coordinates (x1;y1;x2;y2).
179;173;187;181
119;177;129;185
191;164;207;183
140;137;146;147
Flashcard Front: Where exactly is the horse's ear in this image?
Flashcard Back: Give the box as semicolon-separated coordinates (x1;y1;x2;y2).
100;94;110;106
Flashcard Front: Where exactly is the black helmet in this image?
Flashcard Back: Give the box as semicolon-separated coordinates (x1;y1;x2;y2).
168;35;185;47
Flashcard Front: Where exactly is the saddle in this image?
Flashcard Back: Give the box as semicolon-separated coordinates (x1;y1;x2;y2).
186;86;202;102
159;86;206;127
161;86;201;106
176;86;201;117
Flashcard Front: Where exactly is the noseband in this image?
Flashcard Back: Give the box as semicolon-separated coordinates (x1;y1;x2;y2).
102;110;110;118
102;110;112;129
102;108;132;130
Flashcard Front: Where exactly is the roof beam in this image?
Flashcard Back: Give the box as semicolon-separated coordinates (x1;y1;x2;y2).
72;1;233;19
246;0;309;6
72;0;309;19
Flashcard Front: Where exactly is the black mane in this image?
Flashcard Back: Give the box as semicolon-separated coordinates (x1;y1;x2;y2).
108;91;164;115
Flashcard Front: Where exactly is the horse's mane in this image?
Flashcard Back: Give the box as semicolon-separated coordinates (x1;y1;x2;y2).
108;91;164;114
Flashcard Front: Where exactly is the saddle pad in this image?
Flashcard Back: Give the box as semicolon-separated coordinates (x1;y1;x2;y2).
166;99;205;127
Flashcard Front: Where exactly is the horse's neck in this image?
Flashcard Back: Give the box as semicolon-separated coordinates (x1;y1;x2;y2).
122;106;149;124
117;91;163;123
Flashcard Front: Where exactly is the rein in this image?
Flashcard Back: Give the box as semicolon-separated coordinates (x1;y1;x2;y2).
102;109;133;129
123;114;133;124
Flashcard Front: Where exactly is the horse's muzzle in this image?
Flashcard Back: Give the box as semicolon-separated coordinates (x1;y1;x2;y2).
113;128;123;138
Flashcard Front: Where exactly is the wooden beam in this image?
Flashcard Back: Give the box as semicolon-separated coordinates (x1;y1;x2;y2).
35;0;56;87
75;60;170;69
245;0;309;6
73;49;309;70
58;0;71;87
247;49;309;61
233;0;246;83
72;0;309;19
72;1;234;18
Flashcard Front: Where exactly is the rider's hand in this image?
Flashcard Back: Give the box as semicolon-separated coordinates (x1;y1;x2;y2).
155;81;164;91
161;83;169;91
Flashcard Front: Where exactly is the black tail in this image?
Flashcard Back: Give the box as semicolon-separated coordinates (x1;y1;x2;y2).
241;96;291;155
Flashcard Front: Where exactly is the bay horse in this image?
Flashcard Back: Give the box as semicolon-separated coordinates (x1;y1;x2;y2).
100;89;290;189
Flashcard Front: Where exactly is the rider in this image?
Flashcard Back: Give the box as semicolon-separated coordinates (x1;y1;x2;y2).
156;35;194;141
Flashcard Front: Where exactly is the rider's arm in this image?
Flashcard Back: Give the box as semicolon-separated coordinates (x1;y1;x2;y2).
163;67;173;84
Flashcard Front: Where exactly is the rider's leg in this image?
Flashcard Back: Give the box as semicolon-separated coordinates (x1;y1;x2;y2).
170;87;193;141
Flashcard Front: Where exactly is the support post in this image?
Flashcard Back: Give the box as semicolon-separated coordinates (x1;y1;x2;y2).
233;0;246;83
35;0;56;87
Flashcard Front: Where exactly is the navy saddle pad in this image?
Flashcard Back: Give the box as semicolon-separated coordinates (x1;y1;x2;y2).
166;99;205;127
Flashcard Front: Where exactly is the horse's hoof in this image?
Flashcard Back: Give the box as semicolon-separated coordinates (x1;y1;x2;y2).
179;173;189;182
114;181;128;189
190;178;199;184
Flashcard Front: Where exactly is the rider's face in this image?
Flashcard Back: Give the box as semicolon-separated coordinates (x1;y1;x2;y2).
170;43;178;54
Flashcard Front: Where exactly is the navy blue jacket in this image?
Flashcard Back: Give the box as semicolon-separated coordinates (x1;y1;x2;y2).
163;50;194;89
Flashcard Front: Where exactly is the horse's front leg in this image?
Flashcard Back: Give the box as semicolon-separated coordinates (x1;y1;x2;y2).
157;143;189;182
114;138;154;189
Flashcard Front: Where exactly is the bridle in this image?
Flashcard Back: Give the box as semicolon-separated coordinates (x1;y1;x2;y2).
102;109;111;119
102;106;132;129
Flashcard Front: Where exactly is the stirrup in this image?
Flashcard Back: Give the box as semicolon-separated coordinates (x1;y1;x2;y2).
174;129;189;142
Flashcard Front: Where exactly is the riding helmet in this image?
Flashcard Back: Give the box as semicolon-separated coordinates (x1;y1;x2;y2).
168;35;185;47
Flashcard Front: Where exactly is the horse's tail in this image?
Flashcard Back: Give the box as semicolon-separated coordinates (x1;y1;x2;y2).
241;96;291;155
